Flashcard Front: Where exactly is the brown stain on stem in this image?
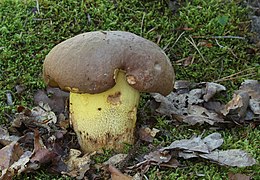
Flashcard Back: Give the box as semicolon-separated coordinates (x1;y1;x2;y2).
107;91;121;105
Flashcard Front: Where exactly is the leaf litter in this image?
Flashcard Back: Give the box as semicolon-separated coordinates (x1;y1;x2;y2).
0;81;258;179
152;80;260;125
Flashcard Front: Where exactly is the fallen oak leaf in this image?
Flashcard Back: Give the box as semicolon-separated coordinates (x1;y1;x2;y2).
144;150;172;165
161;133;223;155
11;103;57;133
152;91;204;117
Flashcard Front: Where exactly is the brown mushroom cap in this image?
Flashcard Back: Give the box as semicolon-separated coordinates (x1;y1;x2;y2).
43;31;174;96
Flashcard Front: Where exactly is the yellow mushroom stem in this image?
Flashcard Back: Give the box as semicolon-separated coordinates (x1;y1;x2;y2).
70;71;140;153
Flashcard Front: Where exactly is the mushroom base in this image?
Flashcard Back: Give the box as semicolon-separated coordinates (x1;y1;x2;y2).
70;71;140;153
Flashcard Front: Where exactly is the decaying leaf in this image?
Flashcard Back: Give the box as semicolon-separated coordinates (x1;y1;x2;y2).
161;133;223;154
11;103;57;133
130;132;256;171
203;82;226;102
183;105;224;125
199;149;256;167
239;80;260;115
152;91;204;116
139;127;160;142
62;149;93;179
239;80;260;98
34;87;69;114
202;132;223;151
30;129;57;164
109;165;132;180
103;154;128;166
0;127;20;146
0;141;24;171
144;150;172;164
0;141;25;179
153;80;259;125
31;102;57;125
6;151;33;176
221;91;249;121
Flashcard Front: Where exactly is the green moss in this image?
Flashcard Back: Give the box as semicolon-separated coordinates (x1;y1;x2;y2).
0;0;259;179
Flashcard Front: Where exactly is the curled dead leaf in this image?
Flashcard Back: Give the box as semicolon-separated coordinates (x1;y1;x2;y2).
221;91;249;121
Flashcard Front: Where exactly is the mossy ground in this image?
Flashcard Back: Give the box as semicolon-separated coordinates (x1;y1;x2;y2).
0;0;259;179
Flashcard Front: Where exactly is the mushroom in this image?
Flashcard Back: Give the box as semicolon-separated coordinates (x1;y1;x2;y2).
43;31;175;153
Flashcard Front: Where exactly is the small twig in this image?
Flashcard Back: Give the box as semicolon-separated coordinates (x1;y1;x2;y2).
140;12;146;36
157;34;162;45
32;18;51;21
185;36;206;62
163;31;185;51
214;67;256;83
192;35;246;40
215;39;239;59
35;0;40;13
215;39;224;48
146;27;156;34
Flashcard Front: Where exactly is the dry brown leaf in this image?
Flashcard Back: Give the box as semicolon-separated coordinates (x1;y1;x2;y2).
0;141;24;179
34;87;69;114
221;91;249;121
6;151;33;176
0;141;24;171
62;149;93;179
109;165;132;180
31;102;57;125
30;130;57;164
0;127;20;146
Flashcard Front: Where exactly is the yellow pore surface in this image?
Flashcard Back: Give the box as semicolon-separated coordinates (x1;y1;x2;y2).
70;71;140;152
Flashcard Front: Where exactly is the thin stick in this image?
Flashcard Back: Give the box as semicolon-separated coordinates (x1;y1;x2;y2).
163;31;185;51
214;67;256;82
215;39;238;59
215;73;256;83
192;35;245;40
185;36;206;62
36;0;40;13
140;13;146;36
